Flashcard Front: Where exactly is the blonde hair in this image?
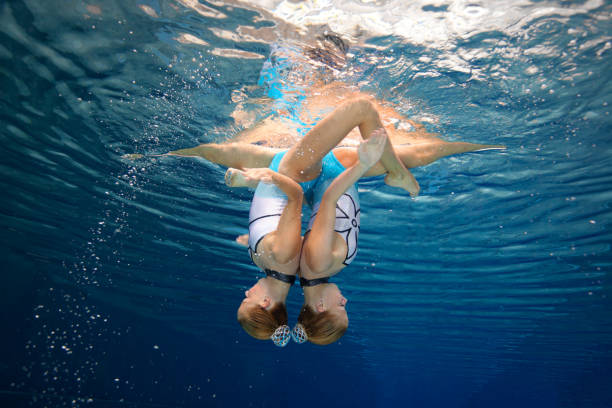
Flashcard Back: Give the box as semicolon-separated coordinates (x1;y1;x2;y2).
237;303;288;340
297;304;348;345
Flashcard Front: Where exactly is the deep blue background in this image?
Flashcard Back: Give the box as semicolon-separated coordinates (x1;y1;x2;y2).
1;0;611;407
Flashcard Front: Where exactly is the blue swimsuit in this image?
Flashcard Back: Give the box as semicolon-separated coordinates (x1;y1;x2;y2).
248;150;360;266
249;43;361;266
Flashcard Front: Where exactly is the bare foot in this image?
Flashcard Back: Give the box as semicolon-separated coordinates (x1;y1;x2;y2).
369;128;421;197
473;144;507;151
358;129;387;167
385;171;420;197
122;153;167;160
121;153;144;160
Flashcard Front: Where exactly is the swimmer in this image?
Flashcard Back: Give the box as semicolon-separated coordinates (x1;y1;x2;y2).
125;35;505;346
140;98;502;346
294;128;388;345
159;35;504;188
166;97;504;195
197;99;499;346
227;131;387;346
218;97;419;346
226;167;303;347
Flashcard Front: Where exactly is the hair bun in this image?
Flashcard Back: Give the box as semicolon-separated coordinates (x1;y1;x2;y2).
270;325;291;347
291;323;308;344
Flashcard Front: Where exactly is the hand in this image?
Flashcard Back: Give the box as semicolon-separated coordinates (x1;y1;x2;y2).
358;129;387;168
240;168;275;184
225;167;275;187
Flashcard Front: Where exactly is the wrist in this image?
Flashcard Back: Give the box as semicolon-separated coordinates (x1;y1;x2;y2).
287;182;303;199
274;174;303;197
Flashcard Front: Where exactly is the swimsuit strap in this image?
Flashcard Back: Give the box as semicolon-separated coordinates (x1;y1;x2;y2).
265;269;296;285
299;276;330;287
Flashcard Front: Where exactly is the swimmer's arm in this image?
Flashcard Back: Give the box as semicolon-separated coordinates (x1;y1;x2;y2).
268;172;303;264
303;147;378;273
167;143;280;169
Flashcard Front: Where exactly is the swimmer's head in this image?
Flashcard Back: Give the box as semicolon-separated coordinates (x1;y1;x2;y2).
237;279;289;342
318;32;349;57
304;32;349;71
298;283;348;345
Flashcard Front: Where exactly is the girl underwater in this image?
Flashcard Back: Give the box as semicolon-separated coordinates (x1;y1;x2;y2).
133;34;505;346
166;96;504;346
225;129;387;346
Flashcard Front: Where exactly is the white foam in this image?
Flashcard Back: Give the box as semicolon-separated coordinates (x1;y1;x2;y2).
238;0;605;47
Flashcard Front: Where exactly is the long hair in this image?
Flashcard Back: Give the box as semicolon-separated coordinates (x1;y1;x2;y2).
237;303;288;340
297;304;348;345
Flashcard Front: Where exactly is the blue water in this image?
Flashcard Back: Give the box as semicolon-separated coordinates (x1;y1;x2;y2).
1;0;611;407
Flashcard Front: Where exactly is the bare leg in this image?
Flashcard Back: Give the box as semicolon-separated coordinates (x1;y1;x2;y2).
224;167;302;192
303;133;386;273
363;140;506;176
224;168;261;188
398;141;505;168
277;98;417;195
168;143;280;169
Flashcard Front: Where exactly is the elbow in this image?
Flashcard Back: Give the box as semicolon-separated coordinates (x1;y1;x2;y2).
303;247;333;275
273;252;294;265
288;189;304;203
346;97;378;122
271;244;299;265
281;180;303;202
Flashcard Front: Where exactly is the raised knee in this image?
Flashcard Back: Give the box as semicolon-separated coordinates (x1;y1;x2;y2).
354;98;380;124
349;97;375;115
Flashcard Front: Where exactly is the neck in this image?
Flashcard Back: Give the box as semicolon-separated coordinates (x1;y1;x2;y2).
262;277;291;304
